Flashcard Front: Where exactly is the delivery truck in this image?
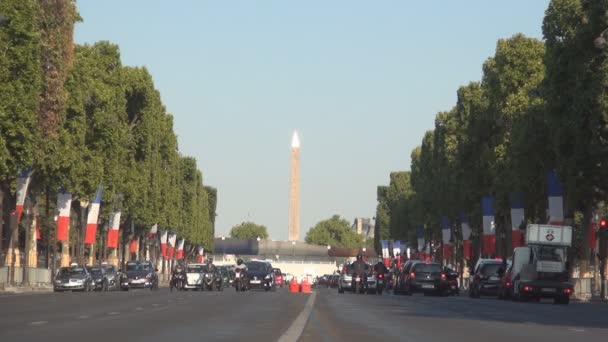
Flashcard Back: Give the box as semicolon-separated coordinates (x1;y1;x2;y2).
510;224;574;304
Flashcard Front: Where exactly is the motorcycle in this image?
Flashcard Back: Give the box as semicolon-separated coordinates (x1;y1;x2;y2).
233;269;248;292
351;273;367;294
445;269;460;296
376;273;386;295
214;271;223;291
170;273;185;292
203;271;215;291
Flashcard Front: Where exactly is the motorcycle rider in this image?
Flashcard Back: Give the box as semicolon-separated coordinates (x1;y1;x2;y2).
374;255;388;275
233;258;248;289
170;262;185;291
351;253;368;291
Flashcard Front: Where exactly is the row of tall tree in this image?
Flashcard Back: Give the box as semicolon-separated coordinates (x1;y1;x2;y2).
0;0;216;266
375;0;608;268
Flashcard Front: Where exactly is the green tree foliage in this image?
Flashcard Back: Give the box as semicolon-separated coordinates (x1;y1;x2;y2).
0;0;41;180
229;222;269;240
0;1;216;252
543;0;608;256
305;215;363;248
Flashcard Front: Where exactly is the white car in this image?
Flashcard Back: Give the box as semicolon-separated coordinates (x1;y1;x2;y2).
184;263;207;290
338;263;377;294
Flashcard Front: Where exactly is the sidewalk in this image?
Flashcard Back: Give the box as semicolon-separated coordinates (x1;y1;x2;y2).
0;283;53;295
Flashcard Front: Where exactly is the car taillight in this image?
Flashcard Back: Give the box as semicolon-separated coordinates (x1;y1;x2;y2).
506;282;511;287
564;288;572;294
410;272;416;280
523;286;534;292
441;273;446;281
379;273;384;279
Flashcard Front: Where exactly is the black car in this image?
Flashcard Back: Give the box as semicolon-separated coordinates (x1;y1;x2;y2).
245;261;275;291
402;262;448;296
54;265;93;292
100;264;121;291
86;266;110;291
469;259;505;298
120;260;159;291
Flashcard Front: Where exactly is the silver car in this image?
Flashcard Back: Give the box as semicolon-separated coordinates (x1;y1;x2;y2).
338;263;377;294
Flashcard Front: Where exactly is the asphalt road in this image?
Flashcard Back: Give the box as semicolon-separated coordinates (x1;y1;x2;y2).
0;287;607;342
301;289;608;342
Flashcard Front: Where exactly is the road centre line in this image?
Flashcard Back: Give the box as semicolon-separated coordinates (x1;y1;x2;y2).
277;292;317;342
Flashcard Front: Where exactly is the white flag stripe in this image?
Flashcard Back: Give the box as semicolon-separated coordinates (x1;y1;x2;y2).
510;208;525;231
461;223;472;240
57;192;72;217
161;231;168;244
109;212;121;231
483;216;495;235
16;175;32;206
177;239;185;251
86;203;100;224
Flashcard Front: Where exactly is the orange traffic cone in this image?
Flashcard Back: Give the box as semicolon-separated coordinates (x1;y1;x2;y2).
289;278;300;293
301;277;311;294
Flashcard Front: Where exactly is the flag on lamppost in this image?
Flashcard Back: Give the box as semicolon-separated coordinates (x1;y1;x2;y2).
56;190;72;241
15;168;33;223
547;170;564;225
167;233;177;259
84;187;103;245
441;216;452;260
177;239;185;260
197;246;204;263
510;193;525;248
460;212;472;260
482;196;496;257
160;231;168;259
149;224;158;238
106;211;121;248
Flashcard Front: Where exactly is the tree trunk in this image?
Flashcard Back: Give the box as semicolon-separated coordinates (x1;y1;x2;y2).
0;188;4;265
580;204;593;276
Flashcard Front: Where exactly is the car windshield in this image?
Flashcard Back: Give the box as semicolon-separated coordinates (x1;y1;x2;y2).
87;267;102;275
126;262;152;272
102;266;116;273
246;262;267;272
413;264;442;273
60;267;85;276
187;265;208;273
481;263;503;276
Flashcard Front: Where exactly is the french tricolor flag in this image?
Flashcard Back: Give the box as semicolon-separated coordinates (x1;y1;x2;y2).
84;187;102;245
482;196;496;257
196;246;204;263
15;168;33;223
381;240;389;266
149;224;158;238
547;170;564;225
167;233;177;259
160;231;168;259
441;216;452;260
510;193;525;248
416;226;425;254
56;190;72;242
177;239;185;260
106;211;121;248
129;237;138;253
460;212;472;260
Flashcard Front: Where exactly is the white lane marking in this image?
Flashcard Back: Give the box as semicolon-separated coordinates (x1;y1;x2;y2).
568;328;585;332
152;303;160;307
277;292;317;342
135;307;144;311
76;315;89;319
107;312;120;316
29;321;48;326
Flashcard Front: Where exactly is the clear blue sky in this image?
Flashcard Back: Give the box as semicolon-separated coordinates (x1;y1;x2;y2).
75;0;550;241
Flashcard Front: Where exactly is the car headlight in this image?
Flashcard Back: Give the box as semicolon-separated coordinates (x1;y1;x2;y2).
95;279;102;283
265;274;272;280
75;279;84;283
55;280;61;284
146;273;153;279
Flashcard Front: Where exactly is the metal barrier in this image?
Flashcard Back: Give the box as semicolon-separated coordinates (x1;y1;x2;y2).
0;267;52;285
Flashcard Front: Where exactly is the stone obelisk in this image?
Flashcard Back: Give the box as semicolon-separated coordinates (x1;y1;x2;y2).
288;131;300;241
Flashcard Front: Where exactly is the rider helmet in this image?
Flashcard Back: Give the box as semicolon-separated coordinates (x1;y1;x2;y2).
237;258;243;265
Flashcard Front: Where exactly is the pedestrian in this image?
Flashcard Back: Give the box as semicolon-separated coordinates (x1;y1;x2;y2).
462;265;470;290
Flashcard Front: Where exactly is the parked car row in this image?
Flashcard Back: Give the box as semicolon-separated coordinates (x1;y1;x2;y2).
53;260;158;292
